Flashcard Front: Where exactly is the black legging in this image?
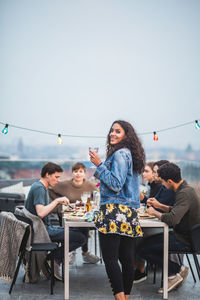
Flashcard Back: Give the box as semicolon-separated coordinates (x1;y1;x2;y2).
99;232;135;295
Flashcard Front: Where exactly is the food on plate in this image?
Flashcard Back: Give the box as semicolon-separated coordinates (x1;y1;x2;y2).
75;200;84;207
65;215;87;221
138;212;155;219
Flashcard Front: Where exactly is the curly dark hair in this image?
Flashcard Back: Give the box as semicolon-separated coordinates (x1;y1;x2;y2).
153;160;169;168
106;120;145;174
158;163;182;183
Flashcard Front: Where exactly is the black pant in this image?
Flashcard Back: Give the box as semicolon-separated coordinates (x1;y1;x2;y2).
99;232;135;295
75;227;89;252
138;232;190;276
47;226;87;264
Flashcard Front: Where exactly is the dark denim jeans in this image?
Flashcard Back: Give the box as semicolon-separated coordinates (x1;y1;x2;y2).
47;225;87;263
138;232;190;276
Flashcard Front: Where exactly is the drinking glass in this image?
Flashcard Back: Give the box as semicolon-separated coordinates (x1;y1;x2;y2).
89;147;99;153
89;147;99;168
81;192;91;211
81;192;90;204
93;191;100;208
139;204;147;214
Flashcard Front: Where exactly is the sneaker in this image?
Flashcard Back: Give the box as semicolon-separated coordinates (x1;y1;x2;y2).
54;261;62;281
133;269;147;284
69;250;76;265
178;266;189;287
82;251;100;264
157;273;183;294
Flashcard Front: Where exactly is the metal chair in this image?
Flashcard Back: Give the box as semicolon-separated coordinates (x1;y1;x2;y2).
8;221;30;293
190;224;200;279
10;214;59;295
164;224;200;284
148;225;200;285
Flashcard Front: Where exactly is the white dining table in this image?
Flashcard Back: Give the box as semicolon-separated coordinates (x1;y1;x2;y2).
64;218;169;300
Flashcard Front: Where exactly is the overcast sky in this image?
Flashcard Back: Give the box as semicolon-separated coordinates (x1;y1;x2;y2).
0;0;200;152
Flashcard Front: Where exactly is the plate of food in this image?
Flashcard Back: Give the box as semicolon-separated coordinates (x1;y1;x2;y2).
62;206;85;214
64;215;87;221
62;209;75;214
138;212;156;219
63;209;87;221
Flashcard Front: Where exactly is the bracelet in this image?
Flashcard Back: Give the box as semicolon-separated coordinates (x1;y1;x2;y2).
97;162;102;167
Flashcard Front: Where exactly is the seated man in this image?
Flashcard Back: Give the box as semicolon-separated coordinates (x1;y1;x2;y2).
25;162;87;280
150;160;175;209
138;162;200;293
49;162;100;264
134;160;175;283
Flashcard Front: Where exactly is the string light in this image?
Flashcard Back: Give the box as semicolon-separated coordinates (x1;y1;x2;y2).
0;118;199;141
2;124;8;134
57;134;63;144
195;120;200;130
153;131;158;141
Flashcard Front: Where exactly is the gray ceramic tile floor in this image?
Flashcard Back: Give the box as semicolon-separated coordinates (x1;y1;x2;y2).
0;246;200;299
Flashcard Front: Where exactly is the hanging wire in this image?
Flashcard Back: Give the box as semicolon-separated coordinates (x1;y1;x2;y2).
141;120;198;135
0;119;199;139
0;121;105;138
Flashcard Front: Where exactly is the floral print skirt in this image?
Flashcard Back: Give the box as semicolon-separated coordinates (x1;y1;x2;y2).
94;203;143;238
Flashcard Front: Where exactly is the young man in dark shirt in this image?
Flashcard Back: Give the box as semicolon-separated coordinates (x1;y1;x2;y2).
150;160;175;209
139;163;200;293
25;162;86;280
134;160;175;283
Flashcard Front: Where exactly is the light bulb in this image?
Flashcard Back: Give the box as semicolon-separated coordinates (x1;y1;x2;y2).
153;131;158;141
2;124;8;134
57;134;63;144
195;120;200;130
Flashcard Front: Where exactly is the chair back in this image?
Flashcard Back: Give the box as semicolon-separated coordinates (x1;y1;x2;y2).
190;224;200;253
14;214;34;244
18;224;31;255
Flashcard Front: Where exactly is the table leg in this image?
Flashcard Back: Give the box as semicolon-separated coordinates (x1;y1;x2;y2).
163;225;168;299
64;223;69;300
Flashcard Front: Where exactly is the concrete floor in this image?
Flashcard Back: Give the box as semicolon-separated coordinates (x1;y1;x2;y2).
0;248;200;300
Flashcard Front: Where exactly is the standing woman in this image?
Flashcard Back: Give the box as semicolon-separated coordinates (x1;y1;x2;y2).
89;120;145;300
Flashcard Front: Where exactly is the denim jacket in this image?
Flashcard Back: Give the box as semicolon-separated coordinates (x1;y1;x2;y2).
94;148;140;208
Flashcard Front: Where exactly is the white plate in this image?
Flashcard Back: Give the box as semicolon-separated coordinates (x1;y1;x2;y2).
139;214;156;219
64;215;87;221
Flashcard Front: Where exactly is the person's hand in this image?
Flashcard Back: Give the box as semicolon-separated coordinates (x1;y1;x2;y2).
56;196;70;206
89;150;101;167
147;206;162;219
146;206;156;216
140;191;144;201
147;197;160;208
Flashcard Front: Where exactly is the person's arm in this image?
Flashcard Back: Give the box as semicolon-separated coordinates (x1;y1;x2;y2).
147;206;162;219
140;191;145;201
147;198;170;212
36;196;70;219
161;191;190;227
141;195;148;204
93;150;129;192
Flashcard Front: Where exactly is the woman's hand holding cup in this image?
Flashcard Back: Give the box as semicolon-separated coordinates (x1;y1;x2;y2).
89;148;101;167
